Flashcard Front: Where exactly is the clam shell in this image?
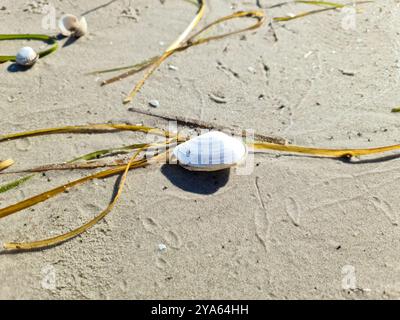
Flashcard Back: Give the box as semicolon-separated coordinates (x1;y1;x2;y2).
15;47;38;66
58;14;88;37
173;131;247;171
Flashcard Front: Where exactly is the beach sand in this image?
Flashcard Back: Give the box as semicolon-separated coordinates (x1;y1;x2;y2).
1;0;400;299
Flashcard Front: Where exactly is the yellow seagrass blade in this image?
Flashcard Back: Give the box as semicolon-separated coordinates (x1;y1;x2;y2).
0;159;14;172
250;141;400;158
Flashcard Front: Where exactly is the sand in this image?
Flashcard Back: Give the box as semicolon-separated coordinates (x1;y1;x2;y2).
1;0;400;299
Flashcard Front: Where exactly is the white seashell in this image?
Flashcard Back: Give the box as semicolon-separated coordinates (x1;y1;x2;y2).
15;46;39;66
58;14;88;38
173;131;247;171
149;99;160;108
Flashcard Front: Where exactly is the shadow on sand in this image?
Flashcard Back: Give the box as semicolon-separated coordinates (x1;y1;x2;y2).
161;164;230;195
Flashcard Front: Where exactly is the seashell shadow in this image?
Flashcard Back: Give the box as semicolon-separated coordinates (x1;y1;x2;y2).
60;34;79;48
55;33;79;48
55;33;67;41
161;164;230;195
7;63;33;73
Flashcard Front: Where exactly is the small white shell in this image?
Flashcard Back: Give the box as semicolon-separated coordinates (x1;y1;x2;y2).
15;47;39;66
58;14;88;38
173;131;247;171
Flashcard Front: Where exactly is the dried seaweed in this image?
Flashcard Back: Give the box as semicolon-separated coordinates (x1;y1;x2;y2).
0;34;58;63
1;122;400;251
93;0;266;104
